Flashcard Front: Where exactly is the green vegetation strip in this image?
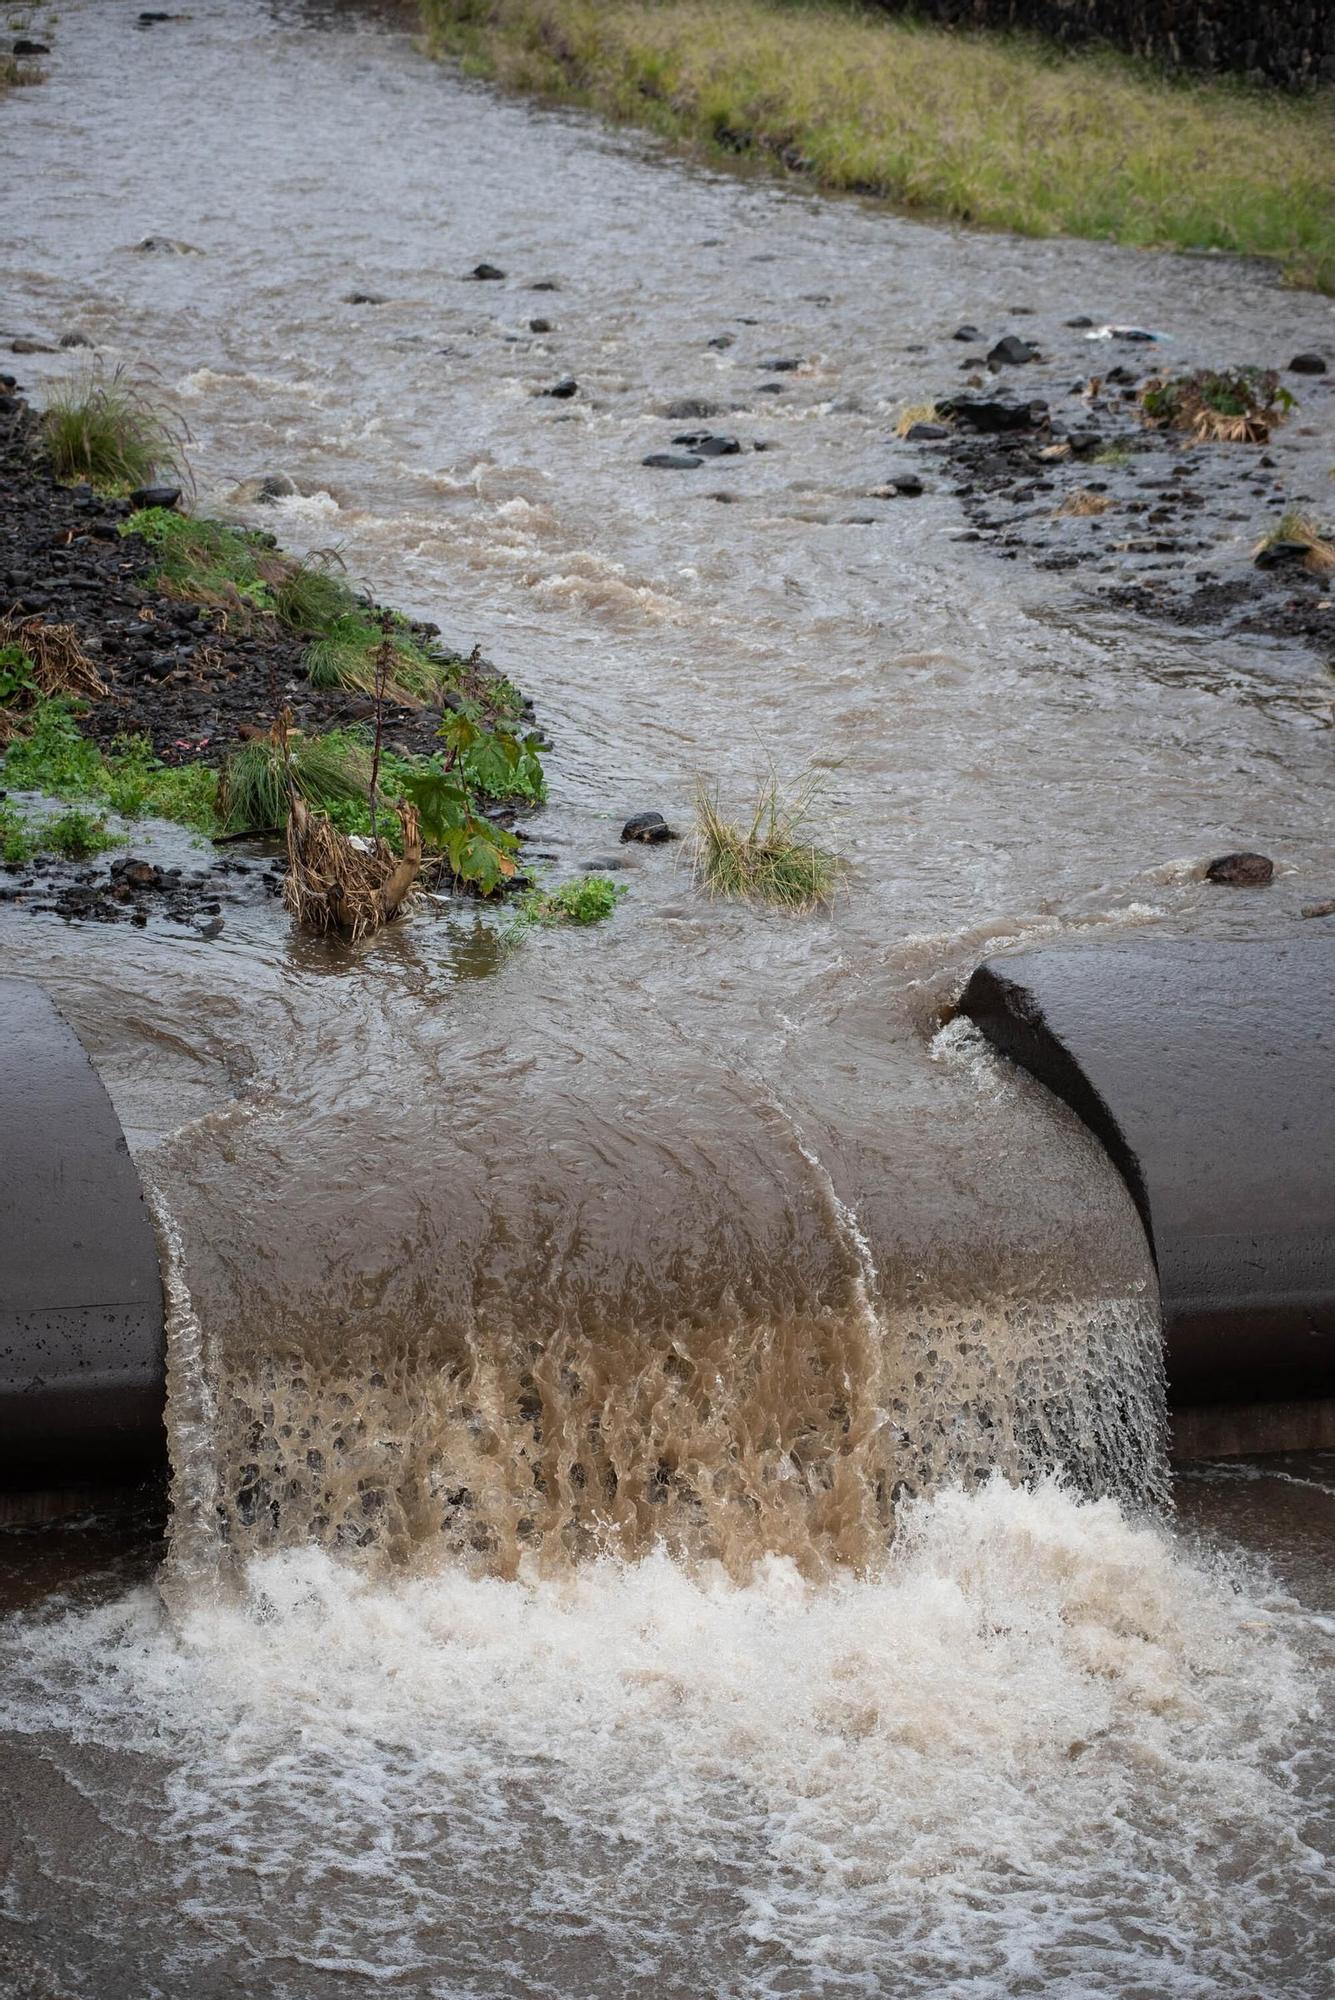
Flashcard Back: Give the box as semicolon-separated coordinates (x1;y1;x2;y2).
420;0;1335;292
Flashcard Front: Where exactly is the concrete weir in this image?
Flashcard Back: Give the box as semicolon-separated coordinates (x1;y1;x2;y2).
0;978;164;1481
961;938;1335;1415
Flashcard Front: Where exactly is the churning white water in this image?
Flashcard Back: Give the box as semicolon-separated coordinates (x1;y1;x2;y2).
1;1481;1330;1999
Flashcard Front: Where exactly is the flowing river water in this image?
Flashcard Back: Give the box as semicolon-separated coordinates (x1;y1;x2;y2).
1;2;1334;1993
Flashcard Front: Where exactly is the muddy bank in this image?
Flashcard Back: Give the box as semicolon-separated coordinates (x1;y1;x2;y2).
0;379;542;928
894;323;1335;693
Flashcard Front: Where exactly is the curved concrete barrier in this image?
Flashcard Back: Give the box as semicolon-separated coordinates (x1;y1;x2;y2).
0;979;164;1480
961;939;1334;1406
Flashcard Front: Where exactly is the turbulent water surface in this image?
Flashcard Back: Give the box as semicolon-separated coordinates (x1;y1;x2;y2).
1;1;1333;1993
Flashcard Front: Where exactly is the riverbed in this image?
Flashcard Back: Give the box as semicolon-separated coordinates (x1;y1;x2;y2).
1;1;1332;1992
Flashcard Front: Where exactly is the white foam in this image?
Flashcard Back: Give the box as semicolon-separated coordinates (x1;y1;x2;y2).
2;1482;1325;1995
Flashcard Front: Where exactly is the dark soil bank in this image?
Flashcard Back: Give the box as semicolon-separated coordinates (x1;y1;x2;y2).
0;384;493;767
897;326;1334;693
0;379;536;930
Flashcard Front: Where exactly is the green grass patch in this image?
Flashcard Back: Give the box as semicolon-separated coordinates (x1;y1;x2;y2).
42;370;187;493
124;508;457;704
1;698;220;835
420;0;1335;291
693;766;844;911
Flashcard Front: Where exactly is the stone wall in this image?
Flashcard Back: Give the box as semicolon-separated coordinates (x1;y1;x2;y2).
875;2;1335;89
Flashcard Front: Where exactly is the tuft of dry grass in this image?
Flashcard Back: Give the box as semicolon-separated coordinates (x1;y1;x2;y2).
1055;489;1112;517
420;0;1335;293
0;613;105;702
693;766;844;912
895;401;944;437
1253;509;1335;575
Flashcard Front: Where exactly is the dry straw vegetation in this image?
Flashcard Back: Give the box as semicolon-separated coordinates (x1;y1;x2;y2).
1253;509;1335;577
419;0;1335;292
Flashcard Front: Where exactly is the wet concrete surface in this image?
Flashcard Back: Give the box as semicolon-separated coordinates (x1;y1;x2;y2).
962;937;1335;1405
0;978;164;1478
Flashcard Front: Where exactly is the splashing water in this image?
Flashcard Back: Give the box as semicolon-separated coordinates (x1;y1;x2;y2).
1;1482;1329;1998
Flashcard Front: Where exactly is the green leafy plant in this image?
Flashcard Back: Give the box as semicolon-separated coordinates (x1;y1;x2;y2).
441;703;547;802
0;802;37;865
693;765;844;911
1;700;219;835
39;807;120;859
1;697;106;794
42;369;187;492
516;873;626;927
398;762;520;895
0;643;36;708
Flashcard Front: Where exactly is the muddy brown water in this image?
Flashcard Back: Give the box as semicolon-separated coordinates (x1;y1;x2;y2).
1;2;1333;1993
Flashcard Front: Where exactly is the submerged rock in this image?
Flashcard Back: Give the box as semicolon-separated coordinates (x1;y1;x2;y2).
643;452;703;470
1288;352;1328;375
13;37;49;54
988;335;1039;367
1205;852;1274;886
541;376;578;399
952;324;983;342
940;397;1048;433
671;431;740;457
529;318;554;334
469;262;506;281
621;811;678;844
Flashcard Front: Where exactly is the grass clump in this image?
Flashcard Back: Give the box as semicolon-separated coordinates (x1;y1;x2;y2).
124;508;284;619
420;0;1335;292
1253;509;1335;576
217;728;375;834
0;52;46;91
42;369;186;493
1139;367;1296;444
39;808;121;859
1055;489;1112;517
693;766;844;912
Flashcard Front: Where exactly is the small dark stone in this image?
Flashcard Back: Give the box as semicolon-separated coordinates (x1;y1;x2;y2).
706;334;735;351
129;485;182;511
344;291;388;306
890;475;923;496
13;37;49;54
469;263;506;281
1065;316;1096;329
10;339;54;356
194;915;226;939
1254;539;1312;571
759;357;802;372
529;279;560;292
541;376;578;399
137;11;175;22
671;432;740;457
529;318;554;334
664;398;722;421
952;324;983;342
904;421;949;441
113;857;161;888
621;811;678;844
643;452;703;470
1288;352;1328;375
755;383;786;395
987;335;1039;367
1205;852;1274;887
